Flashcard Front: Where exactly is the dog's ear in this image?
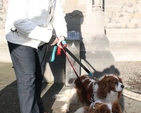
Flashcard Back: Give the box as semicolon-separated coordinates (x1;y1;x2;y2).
94;102;102;108
118;76;123;83
95;104;111;113
97;87;109;99
112;101;123;113
97;77;110;99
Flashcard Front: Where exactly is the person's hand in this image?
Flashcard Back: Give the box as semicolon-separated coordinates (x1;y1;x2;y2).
57;36;65;48
50;38;58;46
50;36;65;48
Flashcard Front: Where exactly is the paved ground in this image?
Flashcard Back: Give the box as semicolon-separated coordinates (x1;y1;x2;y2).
0;62;141;113
115;61;141;94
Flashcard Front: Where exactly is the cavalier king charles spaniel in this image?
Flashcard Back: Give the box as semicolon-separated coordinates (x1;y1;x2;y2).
74;100;123;113
56;74;124;112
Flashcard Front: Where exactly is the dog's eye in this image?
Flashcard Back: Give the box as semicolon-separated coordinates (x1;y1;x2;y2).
114;81;118;85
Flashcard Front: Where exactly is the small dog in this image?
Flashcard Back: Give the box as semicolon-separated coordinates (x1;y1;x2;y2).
74;74;124;104
74;100;123;113
56;74;124;112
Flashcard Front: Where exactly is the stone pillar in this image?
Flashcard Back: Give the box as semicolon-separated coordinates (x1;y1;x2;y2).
64;10;83;86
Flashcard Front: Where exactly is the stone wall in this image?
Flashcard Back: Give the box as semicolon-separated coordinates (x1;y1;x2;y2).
0;0;7;29
1;0;141;29
105;0;141;29
0;0;10;62
105;0;141;61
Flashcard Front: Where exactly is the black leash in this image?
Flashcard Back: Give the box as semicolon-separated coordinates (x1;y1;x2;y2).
63;46;98;81
63;46;93;77
60;45;94;103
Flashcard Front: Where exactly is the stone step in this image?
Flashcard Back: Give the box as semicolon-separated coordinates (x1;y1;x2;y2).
110;42;141;61
106;29;141;61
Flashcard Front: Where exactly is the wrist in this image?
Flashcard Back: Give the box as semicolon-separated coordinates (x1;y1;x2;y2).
48;34;56;45
59;35;65;40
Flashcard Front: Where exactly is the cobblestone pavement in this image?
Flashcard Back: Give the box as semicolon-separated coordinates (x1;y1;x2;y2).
0;62;141;113
114;61;141;94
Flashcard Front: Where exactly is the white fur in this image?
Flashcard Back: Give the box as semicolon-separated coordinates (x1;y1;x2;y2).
116;82;123;91
92;82;98;93
107;103;113;113
56;88;76;102
74;107;85;113
55;88;77;112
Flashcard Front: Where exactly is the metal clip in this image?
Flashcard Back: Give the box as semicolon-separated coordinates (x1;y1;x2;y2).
10;27;17;32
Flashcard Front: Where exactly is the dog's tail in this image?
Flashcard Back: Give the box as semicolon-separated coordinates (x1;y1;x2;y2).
55;88;77;112
74;107;86;113
55;87;77;102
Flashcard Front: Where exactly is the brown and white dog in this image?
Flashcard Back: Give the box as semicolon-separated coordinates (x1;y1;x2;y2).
74;100;123;113
56;74;124;112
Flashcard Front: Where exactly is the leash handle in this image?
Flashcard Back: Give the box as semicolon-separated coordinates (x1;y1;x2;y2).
50;45;57;62
62;40;67;45
57;46;61;55
57;40;67;55
50;40;67;62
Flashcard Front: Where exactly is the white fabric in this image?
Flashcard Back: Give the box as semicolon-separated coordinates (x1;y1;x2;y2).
5;0;67;48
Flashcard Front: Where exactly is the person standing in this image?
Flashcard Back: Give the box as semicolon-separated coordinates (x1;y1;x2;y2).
5;0;67;113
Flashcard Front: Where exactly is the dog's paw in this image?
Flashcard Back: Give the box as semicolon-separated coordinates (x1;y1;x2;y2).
61;103;69;113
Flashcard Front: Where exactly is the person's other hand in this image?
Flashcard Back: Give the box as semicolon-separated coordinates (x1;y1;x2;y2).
50;37;58;46
57;36;65;48
50;36;65;48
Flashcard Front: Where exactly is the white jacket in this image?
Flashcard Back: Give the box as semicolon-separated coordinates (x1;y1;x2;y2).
5;0;67;48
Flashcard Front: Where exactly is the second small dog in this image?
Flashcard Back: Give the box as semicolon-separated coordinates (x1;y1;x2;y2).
74;100;123;113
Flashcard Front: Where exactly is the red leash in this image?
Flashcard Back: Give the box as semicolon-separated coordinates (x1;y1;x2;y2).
59;44;93;103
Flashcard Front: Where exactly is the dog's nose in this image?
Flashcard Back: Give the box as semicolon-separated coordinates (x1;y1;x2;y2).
121;85;124;88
